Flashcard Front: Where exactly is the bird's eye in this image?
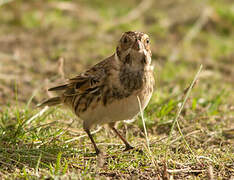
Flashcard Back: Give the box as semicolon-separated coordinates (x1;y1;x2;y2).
123;37;128;43
146;39;150;44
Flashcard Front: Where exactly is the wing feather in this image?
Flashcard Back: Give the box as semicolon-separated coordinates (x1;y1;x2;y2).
47;56;114;99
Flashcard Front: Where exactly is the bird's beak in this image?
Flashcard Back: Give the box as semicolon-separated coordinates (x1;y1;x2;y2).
132;40;143;52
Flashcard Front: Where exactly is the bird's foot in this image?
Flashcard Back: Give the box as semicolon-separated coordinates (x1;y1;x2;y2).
124;145;134;151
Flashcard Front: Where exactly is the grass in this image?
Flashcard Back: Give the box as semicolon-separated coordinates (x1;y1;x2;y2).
0;0;234;179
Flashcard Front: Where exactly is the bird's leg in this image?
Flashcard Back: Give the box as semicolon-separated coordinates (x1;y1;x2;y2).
84;128;100;155
111;126;134;151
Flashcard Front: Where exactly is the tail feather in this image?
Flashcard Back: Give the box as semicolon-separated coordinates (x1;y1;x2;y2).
48;84;68;91
37;97;62;107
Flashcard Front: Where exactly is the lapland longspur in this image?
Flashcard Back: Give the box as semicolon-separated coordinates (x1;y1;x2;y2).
39;31;155;155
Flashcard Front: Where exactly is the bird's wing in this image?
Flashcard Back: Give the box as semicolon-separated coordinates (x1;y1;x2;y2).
48;59;109;97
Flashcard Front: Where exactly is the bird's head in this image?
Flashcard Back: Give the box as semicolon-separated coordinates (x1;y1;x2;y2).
116;31;152;66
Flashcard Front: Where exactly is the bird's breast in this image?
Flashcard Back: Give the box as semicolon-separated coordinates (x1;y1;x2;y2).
80;69;154;129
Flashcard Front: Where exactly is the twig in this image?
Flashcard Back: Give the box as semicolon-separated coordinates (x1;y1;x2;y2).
65;126;103;143
150;136;168;145
166;64;203;160
26;120;58;133
168;159;193;167
101;0;153;31
170;130;201;144
36;119;75;148
167;168;206;173
137;96;150;150
197;156;214;163
137;96;158;169
170;7;212;61
24;106;49;126
36;129;66;148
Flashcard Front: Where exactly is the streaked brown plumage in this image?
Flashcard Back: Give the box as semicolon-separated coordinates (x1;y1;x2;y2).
38;31;155;155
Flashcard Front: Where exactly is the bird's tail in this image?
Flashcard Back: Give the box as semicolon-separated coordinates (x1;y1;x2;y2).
37;97;62;107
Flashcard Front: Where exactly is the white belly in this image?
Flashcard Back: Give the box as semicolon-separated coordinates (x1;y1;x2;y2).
81;90;152;129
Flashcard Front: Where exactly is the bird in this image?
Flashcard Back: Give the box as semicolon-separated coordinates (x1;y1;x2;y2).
38;31;155;155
